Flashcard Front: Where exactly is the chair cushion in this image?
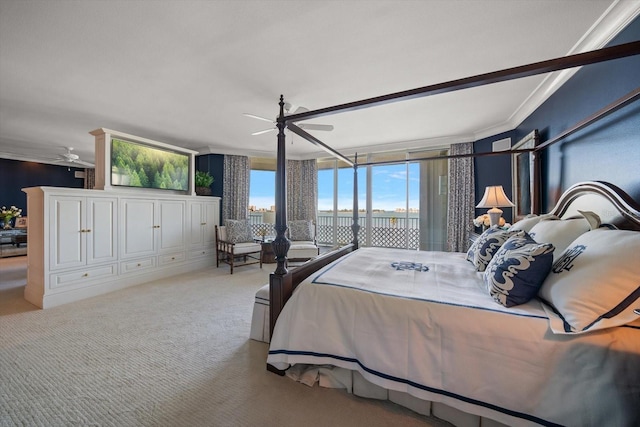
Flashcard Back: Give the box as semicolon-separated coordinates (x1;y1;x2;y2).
225;219;253;243
289;220;314;241
289;243;319;259
233;242;262;255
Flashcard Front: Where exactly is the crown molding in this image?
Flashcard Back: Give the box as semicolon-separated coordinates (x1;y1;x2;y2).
507;0;640;130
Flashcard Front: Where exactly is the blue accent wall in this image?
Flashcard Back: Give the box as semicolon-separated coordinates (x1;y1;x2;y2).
475;15;640;213
473;130;515;221
195;154;224;198
0;158;84;216
196;154;224;219
516;16;640;211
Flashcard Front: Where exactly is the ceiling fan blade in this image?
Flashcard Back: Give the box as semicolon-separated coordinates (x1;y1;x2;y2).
243;113;274;123
251;128;277;136
297;123;334;132
74;160;95;167
292;106;309;114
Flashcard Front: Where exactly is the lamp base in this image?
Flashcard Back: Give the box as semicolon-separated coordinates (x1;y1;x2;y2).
487;208;503;227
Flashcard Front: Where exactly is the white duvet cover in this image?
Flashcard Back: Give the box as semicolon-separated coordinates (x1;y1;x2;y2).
267;247;640;427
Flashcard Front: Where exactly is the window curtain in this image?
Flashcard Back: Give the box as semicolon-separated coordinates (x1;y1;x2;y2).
446;142;474;252
222;155;250;222
84;168;96;189
287;159;317;221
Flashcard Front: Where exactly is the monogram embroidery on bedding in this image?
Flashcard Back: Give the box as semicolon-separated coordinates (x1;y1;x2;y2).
391;262;429;272
552;245;586;274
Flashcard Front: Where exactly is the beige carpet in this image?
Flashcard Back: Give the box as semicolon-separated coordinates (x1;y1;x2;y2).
0;256;452;426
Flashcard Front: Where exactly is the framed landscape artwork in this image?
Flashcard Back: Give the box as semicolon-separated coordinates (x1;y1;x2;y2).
511;130;539;219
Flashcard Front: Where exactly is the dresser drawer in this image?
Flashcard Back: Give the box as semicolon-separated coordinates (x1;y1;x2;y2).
188;247;215;260
50;264;118;290
120;257;156;274
159;251;185;265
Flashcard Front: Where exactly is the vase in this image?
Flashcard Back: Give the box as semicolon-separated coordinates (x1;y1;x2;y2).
2;217;12;229
195;186;212;196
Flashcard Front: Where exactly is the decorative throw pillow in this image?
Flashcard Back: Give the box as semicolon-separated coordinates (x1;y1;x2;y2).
484;233;555;307
539;228;640;334
225;219;253;243
466;226;525;272
528;214;595;261
288;220;314;241
510;214;558;233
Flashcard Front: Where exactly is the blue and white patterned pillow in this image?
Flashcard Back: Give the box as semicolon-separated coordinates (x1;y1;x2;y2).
466;226;525;272
225;219;253;243
288;220;314;241
484;233;555;307
539;228;640;334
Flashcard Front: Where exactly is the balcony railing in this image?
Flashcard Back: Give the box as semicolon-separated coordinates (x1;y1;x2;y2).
248;212;421;250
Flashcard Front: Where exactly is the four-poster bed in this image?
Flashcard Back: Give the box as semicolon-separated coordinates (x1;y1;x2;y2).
264;41;640;426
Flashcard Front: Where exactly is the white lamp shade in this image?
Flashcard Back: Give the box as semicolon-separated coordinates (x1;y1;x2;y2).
476;185;514;209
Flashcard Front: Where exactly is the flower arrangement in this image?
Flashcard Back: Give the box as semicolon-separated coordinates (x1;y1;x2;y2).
1;205;22;229
473;214;510;229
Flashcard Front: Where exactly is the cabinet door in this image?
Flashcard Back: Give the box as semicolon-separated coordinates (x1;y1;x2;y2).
121;199;156;258
189;202;204;247
50;196;85;270
202;201;219;246
157;200;185;253
86;197;117;264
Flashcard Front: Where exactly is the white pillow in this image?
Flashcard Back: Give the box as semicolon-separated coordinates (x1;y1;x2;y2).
528;215;593;261
539;228;640;334
510;214;557;233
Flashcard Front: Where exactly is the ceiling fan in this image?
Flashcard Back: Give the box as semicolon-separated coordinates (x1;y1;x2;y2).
243;102;334;136
53;147;95;167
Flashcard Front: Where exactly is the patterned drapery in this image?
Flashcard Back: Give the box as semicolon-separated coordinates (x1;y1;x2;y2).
84;168;96;189
446;142;475;252
286;159;317;221
222;155;250;222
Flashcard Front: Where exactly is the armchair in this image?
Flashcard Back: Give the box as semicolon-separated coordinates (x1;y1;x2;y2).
287;220;320;263
215;223;262;274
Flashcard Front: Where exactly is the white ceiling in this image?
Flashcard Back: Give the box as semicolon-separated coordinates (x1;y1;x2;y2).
1;0;638;166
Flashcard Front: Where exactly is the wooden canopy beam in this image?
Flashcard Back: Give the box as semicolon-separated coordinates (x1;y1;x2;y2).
284;41;640;123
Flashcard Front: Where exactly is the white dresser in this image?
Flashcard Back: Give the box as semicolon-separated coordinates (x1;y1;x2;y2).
23;186;220;308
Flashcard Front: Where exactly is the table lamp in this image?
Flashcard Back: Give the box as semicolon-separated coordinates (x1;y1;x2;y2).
476;185;514;227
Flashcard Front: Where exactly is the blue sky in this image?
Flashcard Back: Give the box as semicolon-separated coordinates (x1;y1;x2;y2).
250;164;420;212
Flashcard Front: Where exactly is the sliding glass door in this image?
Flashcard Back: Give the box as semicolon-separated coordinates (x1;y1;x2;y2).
317;149;448;250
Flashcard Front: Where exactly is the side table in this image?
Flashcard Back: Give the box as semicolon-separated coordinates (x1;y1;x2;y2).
260;240;276;263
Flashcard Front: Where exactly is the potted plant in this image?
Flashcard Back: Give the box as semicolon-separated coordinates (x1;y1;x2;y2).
195;171;214;196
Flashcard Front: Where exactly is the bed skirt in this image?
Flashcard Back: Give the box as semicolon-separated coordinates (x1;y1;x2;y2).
250;284;270;343
285;364;510;427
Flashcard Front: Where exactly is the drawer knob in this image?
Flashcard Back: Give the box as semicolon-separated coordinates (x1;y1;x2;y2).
83;273;88;277
137;263;141;267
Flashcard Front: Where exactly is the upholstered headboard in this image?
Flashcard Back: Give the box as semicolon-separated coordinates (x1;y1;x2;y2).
548;181;640;231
